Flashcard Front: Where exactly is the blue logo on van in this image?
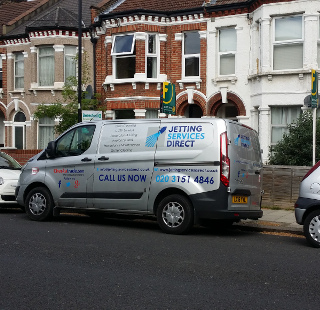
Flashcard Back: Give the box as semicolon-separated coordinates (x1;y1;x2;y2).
234;134;251;148
145;127;167;147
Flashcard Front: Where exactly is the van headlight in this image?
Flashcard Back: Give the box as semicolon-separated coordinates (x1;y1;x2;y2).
0;177;4;185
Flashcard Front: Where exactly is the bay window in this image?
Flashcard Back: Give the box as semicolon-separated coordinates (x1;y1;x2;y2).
14;52;24;89
38;117;55;149
219;28;236;75
64;45;77;82
271;106;301;146
183;31;200;78
39;46;55;86
111;34;136;79
273;16;303;70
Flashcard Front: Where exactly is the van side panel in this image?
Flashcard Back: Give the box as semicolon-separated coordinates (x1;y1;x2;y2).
149;120;222;212
92;121;160;211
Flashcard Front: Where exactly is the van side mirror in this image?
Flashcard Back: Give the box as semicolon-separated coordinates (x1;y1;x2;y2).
45;141;56;158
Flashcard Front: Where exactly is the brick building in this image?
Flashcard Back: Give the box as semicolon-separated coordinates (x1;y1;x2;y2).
1;0;320;164
0;0;98;150
91;0;320;162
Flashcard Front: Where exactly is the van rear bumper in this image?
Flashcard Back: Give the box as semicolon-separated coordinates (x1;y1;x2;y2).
195;209;263;221
190;187;263;221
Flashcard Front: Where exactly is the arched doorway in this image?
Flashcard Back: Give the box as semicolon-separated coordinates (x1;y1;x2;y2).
215;102;238;121
13;111;26;149
184;104;203;118
208;92;246;120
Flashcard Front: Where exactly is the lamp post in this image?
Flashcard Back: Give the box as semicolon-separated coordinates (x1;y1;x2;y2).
77;0;82;123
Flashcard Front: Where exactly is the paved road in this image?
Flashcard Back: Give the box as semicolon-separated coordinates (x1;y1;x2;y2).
0;205;318;310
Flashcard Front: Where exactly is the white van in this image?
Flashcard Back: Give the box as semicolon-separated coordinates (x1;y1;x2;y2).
16;118;263;234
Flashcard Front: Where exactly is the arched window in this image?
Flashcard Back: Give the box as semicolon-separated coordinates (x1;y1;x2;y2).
13;111;26;149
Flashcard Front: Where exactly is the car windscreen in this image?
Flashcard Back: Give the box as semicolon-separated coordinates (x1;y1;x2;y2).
0;152;21;169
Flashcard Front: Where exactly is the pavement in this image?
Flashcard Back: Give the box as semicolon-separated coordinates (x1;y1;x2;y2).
235;208;303;235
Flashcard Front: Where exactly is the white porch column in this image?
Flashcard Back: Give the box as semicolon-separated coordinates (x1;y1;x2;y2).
260;18;272;73
258;107;271;163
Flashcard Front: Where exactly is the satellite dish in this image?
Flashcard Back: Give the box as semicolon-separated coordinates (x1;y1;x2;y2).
85;85;93;99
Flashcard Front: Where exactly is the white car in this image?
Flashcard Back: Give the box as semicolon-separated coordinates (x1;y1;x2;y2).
0;151;21;202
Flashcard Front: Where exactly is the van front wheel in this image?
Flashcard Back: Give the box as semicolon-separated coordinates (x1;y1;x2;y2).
157;194;193;234
303;210;320;248
25;187;54;221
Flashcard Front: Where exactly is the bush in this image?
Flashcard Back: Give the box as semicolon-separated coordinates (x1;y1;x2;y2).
268;111;320;166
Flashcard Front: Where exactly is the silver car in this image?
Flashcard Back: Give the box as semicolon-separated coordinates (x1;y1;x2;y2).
295;161;320;247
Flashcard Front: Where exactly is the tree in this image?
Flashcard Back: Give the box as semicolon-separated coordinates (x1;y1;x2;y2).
268;110;320;166
34;52;102;134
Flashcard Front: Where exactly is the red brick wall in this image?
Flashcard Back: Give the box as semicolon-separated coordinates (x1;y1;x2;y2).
2;149;42;165
95;17;207;115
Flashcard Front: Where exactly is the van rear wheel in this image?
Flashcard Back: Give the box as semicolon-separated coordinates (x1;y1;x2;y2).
25;187;54;221
303;210;320;248
157;194;193;234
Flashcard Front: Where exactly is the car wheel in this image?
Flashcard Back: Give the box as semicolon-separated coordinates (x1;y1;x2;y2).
303;209;320;248
157;194;193;234
25;187;54;221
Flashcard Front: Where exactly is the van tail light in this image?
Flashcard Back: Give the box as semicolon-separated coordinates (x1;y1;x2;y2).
220;132;230;187
302;161;320;181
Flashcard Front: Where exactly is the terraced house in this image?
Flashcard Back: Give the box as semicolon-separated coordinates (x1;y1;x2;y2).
90;0;320;162
1;0;320;163
0;0;98;152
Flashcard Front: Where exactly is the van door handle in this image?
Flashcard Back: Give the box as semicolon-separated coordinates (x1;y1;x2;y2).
81;157;92;162
98;156;109;161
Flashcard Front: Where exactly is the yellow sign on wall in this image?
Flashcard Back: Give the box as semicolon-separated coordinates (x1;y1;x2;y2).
160;82;176;115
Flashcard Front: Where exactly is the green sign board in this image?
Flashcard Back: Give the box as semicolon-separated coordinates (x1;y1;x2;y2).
160;82;176;115
311;69;318;108
82;110;102;121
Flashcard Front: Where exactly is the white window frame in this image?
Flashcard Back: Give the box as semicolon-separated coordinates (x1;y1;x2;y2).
64;45;77;82
14;52;24;90
38;46;55;86
273;15;304;71
145;33;159;80
218;27;236;76
182;31;200;79
13;111;26;149
111;34;136;80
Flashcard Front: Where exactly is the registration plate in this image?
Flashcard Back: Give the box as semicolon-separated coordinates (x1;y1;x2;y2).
232;196;248;204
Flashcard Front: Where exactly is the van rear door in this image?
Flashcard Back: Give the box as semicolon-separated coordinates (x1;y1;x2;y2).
227;122;262;211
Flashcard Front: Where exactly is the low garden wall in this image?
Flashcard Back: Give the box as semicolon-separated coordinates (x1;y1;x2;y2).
261;165;310;209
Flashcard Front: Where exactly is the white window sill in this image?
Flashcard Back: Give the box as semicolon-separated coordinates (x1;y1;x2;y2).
104;74;167;85
212;76;237;85
248;69;311;81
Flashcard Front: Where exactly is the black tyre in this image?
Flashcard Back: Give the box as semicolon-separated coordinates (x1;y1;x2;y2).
25;187;54;221
303;210;320;248
157;194;194;234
